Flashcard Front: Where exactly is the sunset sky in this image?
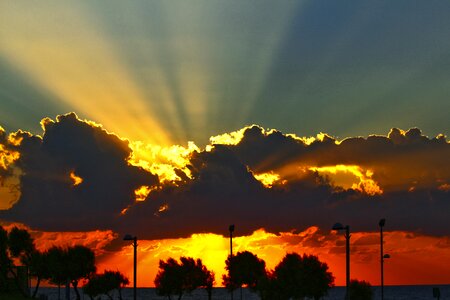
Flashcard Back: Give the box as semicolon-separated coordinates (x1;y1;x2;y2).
0;0;449;288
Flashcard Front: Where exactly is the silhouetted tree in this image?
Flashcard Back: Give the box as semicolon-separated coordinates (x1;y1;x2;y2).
0;226;10;292
67;245;96;300
223;251;267;299
0;226;37;296
254;272;285;300
46;246;68;299
8;227;35;262
83;275;102;300
45;245;96;300
272;253;334;300
29;250;50;298
204;269;214;300
272;253;304;299
103;270;129;300
300;254;334;299
349;279;373;300
154;257;214;300
83;270;129;300
155;258;183;299
179;257;214;299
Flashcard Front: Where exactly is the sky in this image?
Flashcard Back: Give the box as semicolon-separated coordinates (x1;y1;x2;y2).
0;0;449;288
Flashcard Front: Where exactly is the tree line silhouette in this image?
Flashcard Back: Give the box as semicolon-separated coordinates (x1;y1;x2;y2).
0;225;373;300
155;251;336;300
155;251;373;300
0;225;128;300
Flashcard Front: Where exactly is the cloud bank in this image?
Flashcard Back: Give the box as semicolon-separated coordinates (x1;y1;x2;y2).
1;114;449;239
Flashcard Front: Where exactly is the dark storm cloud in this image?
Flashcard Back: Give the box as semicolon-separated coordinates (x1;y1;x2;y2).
1;119;449;239
0;113;158;231
120;126;450;239
221;125;450;192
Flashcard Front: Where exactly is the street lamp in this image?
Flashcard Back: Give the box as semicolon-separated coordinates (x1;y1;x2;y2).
228;225;235;300
332;222;350;300
379;219;386;300
124;234;138;300
229;225;235;257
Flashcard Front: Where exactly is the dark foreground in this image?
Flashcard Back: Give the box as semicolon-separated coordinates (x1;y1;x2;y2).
33;285;450;300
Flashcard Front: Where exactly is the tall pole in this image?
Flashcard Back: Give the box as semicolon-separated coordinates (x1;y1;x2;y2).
229;224;234;257
229;225;234;300
230;230;233;257
133;237;137;300
379;219;385;300
345;226;350;300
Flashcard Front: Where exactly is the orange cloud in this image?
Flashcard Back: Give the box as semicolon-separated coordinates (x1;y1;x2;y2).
0;221;117;256
69;171;83;186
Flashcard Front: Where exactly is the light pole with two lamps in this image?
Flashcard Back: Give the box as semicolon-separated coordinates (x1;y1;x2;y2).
229;225;234;257
332;222;351;300
124;234;138;300
229;225;235;300
379;219;390;300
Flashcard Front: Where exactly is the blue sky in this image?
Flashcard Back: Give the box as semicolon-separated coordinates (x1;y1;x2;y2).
1;0;449;145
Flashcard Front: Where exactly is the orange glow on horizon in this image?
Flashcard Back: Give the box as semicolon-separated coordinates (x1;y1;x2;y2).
97;228;450;288
438;183;450;192
0;222;449;288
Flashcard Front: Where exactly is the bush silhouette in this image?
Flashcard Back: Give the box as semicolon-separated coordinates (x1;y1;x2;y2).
154;256;214;300
45;245;96;300
83;270;129;300
222;251;267;297
0;226;37;296
349;279;373;300
271;253;334;300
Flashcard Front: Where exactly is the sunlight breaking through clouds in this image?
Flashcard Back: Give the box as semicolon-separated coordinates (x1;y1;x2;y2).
0;1;308;146
128;141;198;183
69;171;83;187
134;185;152;202
0;2;171;145
253;171;285;188
309;165;383;195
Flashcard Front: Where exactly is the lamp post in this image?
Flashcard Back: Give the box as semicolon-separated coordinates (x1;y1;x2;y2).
379;219;386;300
229;225;235;257
332;223;350;300
229;225;235;300
124;234;137;300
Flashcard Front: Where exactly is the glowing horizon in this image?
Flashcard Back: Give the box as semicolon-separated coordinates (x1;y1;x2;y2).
3;221;450;287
